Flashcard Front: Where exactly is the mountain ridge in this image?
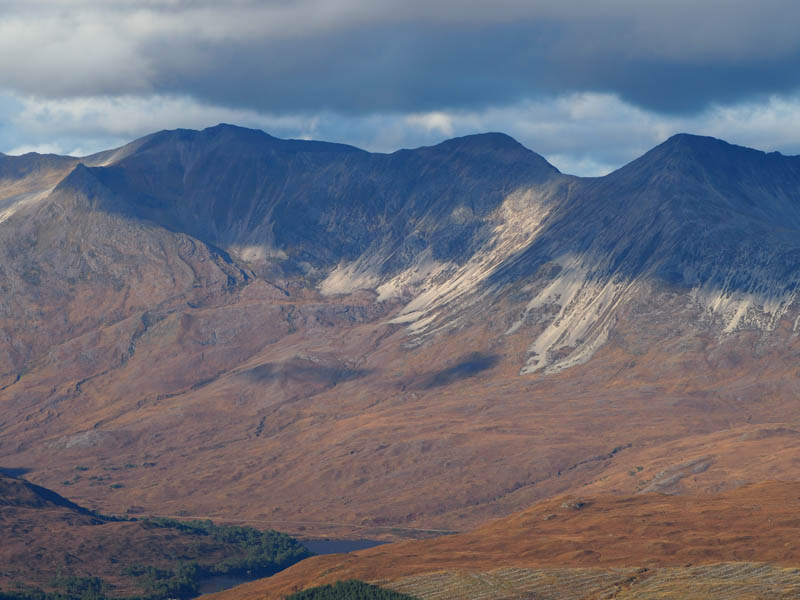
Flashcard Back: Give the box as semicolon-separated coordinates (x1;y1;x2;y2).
4;125;800;380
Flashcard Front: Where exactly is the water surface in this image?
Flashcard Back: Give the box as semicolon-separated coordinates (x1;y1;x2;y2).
196;539;387;595
198;575;254;595
302;538;387;554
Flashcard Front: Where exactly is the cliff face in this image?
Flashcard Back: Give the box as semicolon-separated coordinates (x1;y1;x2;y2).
2;126;800;536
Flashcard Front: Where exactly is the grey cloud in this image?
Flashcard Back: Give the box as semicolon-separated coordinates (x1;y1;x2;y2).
1;0;800;114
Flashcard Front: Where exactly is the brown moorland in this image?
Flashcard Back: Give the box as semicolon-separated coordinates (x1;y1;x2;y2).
6;307;800;540
217;481;800;598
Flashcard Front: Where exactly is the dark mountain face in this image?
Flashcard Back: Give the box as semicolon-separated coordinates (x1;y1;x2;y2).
609;134;800;228
493;134;800;287
80;125;559;277
3;125;800;537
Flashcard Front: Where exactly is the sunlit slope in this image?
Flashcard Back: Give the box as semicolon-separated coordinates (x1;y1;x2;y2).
217;481;800;598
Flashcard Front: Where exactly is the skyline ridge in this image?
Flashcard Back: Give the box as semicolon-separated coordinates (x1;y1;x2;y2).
3;124;799;179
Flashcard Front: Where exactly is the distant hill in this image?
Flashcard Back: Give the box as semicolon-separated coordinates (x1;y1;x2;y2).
0;474;309;598
0;471;94;512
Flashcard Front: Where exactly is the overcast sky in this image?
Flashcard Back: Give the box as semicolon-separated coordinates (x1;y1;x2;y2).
1;0;800;175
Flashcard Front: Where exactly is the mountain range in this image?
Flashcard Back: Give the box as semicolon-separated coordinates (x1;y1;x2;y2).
2;124;800;549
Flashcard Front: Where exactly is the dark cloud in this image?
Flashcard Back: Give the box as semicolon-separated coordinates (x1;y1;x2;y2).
1;1;800;115
101;17;800;115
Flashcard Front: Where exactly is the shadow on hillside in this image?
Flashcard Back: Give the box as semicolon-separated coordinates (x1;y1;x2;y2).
242;357;371;386
0;467;30;477
407;352;500;390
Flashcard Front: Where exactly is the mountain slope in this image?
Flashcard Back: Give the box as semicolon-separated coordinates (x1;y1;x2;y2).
0;162;250;388
395;133;800;374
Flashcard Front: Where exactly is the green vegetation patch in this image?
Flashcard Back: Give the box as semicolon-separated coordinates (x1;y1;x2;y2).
139;517;311;575
118;518;312;598
0;518;312;600
285;580;419;600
